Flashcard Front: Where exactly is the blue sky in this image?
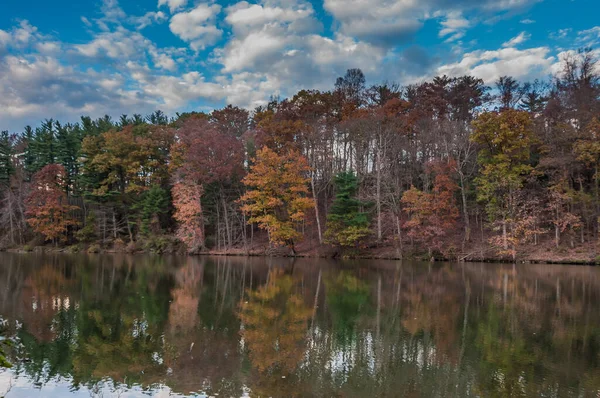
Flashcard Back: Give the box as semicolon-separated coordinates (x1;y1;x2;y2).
0;0;598;131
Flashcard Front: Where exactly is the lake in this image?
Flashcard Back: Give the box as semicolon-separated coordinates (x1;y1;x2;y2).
0;253;599;397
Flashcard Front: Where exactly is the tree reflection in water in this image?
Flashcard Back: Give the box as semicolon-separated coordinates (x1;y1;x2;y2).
0;253;600;397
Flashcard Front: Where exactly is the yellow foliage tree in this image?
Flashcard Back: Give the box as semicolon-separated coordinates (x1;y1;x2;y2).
240;147;314;251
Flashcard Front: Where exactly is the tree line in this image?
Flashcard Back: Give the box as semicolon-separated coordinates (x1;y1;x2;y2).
1;48;599;259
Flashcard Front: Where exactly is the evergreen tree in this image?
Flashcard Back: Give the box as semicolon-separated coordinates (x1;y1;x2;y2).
31;119;56;172
132;185;170;235
21;126;36;179
0;130;14;186
325;171;371;247
76;211;98;243
56;122;82;195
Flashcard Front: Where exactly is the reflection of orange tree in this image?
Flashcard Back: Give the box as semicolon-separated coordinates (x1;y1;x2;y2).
167;260;203;336
238;268;311;397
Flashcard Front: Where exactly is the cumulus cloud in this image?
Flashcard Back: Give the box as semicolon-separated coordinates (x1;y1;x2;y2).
502;31;531;47
436;46;554;82
158;0;187;13
577;26;600;46
323;0;423;47
74;28;152;59
130;11;168;30
323;0;541;47
438;11;470;42
213;0;388;107
0;54;157;127
226;1;312;27
169;4;222;50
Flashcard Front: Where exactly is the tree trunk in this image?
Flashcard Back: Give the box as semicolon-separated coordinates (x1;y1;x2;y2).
376;132;382;242
126;216;134;242
221;193;231;249
311;171;323;244
459;172;470;242
555;214;560;249
396;214;403;257
112;209;117;239
502;217;508;250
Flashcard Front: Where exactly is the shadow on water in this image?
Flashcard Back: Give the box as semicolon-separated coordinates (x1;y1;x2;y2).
1;253;600;397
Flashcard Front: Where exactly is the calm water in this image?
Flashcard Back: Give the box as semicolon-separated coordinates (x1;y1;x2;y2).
0;254;599;397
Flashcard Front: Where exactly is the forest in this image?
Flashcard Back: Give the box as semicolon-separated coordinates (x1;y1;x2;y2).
0;48;599;261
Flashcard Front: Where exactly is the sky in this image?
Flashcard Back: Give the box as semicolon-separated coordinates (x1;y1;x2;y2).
0;0;598;131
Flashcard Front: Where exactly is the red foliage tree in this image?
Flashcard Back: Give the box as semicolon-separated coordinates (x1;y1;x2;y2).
401;159;459;256
171;117;245;250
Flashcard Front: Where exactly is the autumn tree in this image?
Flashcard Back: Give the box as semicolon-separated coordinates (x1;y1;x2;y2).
471;110;536;256
81;123;174;240
25;164;79;243
325;171;371;248
401;160;459;256
240;147;314;252
546;180;581;248
172;180;204;252
573;118;600;220
171;116;244;250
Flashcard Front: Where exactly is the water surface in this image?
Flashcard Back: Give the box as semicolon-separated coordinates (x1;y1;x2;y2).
0;253;599;397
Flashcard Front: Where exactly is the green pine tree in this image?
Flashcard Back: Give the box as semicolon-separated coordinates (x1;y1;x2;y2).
132;185;170;235
0;130;14;186
325;171;371;247
56;122;83;195
76;211;98;243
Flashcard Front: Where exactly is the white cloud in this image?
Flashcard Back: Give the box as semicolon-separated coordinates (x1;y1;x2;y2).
438;11;470;42
130;11;167;29
324;0;541;47
520;18;535;24
151;51;178;71
0;30;10;52
550;28;571;40
324;0;423;46
95;0;127;30
169;4;222;50
225;1;315;34
436;46;554;82
134;71;225;108
483;0;541;11
577;26;600;46
158;0;187;13
219;29;287;73
74;28;152;59
0;54;155;125
502;31;531;47
81;16;93;27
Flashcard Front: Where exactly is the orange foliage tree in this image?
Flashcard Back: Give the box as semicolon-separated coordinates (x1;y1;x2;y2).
25;164;79;243
172;180;204;252
401;159;459;255
240;147;314;251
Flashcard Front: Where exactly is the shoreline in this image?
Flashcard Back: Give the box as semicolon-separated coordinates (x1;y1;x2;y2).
3;244;599;266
